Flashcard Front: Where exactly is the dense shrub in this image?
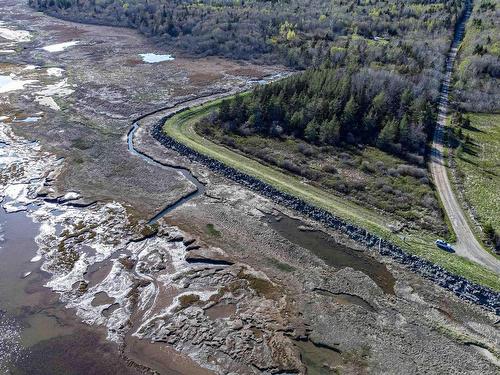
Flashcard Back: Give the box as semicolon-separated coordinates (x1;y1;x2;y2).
30;0;470;159
396;164;427;178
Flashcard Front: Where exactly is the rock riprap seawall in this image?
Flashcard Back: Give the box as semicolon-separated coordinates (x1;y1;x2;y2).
151;109;500;315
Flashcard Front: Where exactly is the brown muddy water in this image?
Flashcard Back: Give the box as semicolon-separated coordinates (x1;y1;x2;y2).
91;291;115;307
314;288;375;312
264;214;395;294
0;207;140;374
123;336;214;375
204;302;237;320
294;339;343;375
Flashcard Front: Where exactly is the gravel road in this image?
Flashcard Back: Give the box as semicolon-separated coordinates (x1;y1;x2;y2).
430;3;500;274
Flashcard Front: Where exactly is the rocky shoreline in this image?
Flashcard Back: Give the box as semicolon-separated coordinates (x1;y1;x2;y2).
149;107;500;315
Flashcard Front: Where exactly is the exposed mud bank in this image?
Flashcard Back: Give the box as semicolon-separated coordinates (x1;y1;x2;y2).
1;116;306;373
128;121;206;223
4;0;499;372
151;107;500;315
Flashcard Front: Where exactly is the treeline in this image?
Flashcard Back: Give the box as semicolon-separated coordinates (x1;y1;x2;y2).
453;0;500;113
31;0;497;113
30;0;467;156
206;64;434;160
30;0;463;69
31;0;473;161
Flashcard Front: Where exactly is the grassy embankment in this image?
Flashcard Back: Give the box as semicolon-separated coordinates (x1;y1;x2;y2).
198;116;447;235
164;100;500;291
449;113;500;244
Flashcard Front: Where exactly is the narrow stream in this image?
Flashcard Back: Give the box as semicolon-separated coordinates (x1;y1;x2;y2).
126;76;288;224
127;122;205;223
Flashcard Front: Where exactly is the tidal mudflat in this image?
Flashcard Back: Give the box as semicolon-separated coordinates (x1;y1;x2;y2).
0;0;498;373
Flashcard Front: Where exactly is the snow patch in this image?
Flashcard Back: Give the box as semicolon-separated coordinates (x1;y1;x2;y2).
35;78;74;110
35;96;60;111
2;184;32;212
42;41;79;52
139;53;174;63
0;25;31;43
15;116;40;123
0;74;37;94
61;191;80;201
36;78;74;97
45;254;89;292
46;67;64;77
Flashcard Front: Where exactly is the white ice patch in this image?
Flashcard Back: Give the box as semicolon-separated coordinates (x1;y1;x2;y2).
1;113;249;358
36;78;74;97
0;25;31;43
14;116;40;123
35;78;73;111
134;289;218;339
35;96;60;111
3;204;27;213
139;53;174;63
0;74;37;94
64;260;135;343
138;282;156;312
46;67;64;77
46;254;89;292
61;191;80;201
0;50;15;54
2;184;32;212
42;41;79;52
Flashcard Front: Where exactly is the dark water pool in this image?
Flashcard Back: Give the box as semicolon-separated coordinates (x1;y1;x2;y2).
264;214;395;294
